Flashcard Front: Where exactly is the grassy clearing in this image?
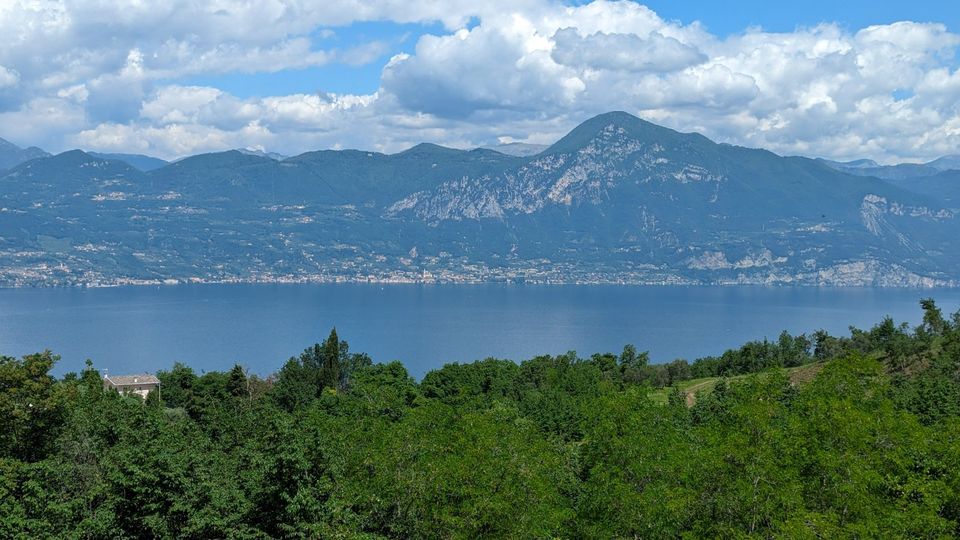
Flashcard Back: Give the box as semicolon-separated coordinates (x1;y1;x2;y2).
648;363;826;406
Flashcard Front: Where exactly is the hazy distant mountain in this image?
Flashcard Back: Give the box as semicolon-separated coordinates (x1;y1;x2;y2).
88;152;168;171
483;142;549;157
818;158;941;180
927;155;960;171
237;148;288;161
818;158;879;169
0;137;50;170
1;112;957;287
819;154;960;179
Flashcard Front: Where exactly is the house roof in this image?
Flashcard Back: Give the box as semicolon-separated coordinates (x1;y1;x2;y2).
104;374;160;386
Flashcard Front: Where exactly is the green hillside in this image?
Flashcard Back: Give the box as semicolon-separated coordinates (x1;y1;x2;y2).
648;362;826;405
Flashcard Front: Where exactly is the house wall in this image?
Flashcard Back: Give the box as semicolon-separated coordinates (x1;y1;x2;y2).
126;385;157;399
107;383;159;399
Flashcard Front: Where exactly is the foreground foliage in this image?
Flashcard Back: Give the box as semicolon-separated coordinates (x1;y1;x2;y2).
3;302;960;538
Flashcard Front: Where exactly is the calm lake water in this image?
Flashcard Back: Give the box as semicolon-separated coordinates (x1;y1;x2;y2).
1;284;958;378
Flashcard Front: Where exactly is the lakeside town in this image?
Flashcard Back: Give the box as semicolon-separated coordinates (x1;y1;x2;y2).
0;246;951;288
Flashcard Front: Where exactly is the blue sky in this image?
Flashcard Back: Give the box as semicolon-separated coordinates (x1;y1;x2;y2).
1;1;959;162
644;0;958;35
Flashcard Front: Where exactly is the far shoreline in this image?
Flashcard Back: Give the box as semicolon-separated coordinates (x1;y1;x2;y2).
1;276;957;290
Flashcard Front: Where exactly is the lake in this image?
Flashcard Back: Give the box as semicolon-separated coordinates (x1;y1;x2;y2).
1;284;958;378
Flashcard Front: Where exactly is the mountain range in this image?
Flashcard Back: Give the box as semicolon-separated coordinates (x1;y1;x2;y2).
1;112;958;287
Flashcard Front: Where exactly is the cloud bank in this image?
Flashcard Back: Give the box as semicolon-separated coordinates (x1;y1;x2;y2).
0;0;958;162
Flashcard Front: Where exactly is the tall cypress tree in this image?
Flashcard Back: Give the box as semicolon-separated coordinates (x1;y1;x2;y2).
319;328;342;391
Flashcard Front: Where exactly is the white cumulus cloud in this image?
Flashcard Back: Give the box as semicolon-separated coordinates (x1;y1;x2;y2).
551;27;706;72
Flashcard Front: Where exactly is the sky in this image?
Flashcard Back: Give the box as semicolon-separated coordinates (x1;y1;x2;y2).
0;1;959;163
